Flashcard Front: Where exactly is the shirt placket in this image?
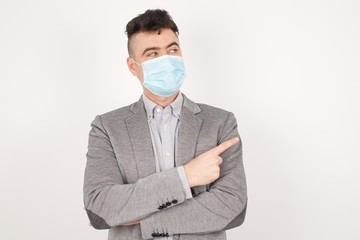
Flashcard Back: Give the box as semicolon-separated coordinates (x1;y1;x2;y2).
161;108;173;170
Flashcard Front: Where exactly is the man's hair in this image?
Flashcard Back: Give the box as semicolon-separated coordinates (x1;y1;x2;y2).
125;9;179;55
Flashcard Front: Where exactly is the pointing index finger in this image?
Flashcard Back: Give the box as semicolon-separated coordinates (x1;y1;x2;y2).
211;137;239;155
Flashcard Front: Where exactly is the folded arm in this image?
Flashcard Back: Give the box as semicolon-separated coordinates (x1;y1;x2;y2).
83;115;188;229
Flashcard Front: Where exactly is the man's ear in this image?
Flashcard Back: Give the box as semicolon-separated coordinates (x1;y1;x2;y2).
126;57;137;76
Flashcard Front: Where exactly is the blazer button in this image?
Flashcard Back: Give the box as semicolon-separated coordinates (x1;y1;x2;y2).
161;203;167;208
172;199;178;204
151;233;157;237
160;233;166;237
158;205;163;210
165;233;169;237
166;201;172;206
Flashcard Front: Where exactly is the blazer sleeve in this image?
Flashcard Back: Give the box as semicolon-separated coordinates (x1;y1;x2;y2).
83;115;187;229
139;112;248;239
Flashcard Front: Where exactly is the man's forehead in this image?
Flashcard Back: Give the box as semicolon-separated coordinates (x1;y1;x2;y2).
131;29;179;51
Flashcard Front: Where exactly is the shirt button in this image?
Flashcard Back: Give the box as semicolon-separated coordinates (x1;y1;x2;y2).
156;108;161;112
164;124;167;130
165;152;170;157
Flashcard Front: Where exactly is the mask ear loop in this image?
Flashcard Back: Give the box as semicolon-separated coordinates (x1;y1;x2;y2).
130;58;147;88
131;58;142;66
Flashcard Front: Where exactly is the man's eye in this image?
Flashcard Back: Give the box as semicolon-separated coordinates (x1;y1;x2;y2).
169;48;178;54
147;52;157;57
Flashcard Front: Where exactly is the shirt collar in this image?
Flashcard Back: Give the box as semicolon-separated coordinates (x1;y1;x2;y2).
142;92;183;122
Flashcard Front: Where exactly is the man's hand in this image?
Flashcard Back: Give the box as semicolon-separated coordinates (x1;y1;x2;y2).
184;137;239;188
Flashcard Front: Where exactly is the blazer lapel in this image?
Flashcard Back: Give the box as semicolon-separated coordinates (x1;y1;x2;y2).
125;94;203;179
126;97;156;179
176;94;203;167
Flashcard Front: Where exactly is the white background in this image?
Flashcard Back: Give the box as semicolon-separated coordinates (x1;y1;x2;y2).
1;0;359;239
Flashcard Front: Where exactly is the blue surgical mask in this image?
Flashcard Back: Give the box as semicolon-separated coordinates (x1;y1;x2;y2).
133;55;186;97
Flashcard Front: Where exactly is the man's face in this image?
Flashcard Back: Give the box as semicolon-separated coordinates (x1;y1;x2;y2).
126;28;183;83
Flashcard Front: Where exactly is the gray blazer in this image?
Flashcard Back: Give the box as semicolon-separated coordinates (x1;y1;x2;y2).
83;94;247;240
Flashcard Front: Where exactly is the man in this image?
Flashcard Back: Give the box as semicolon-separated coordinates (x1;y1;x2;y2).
83;9;247;240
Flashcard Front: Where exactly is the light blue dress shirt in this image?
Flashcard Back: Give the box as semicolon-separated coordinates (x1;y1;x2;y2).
142;92;193;239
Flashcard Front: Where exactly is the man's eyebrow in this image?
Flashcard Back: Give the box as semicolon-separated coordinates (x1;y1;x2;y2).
142;47;160;56
142;42;180;56
166;42;179;48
